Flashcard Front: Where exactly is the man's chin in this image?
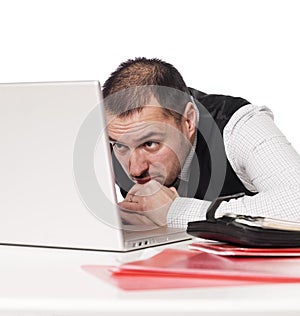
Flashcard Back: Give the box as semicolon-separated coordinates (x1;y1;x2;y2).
156;177;176;188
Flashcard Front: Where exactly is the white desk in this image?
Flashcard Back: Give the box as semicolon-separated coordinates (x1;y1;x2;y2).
1;242;300;316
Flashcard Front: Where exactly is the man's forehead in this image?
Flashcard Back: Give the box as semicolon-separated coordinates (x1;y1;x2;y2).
106;106;178;142
106;106;172;127
108;120;167;142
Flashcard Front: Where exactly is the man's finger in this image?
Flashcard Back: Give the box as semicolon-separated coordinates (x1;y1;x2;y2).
119;201;141;212
119;209;159;227
128;180;163;196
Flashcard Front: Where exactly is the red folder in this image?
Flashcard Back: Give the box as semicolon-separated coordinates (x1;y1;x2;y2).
189;242;300;257
82;248;300;291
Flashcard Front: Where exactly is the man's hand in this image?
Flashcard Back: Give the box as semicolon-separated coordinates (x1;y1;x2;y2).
118;180;178;226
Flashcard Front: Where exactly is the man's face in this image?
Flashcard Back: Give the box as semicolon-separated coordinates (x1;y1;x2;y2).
107;99;195;187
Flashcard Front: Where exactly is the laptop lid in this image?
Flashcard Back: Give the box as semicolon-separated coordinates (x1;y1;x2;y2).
0;81;189;252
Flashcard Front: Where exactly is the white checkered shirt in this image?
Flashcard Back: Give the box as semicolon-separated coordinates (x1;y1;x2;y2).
168;104;300;228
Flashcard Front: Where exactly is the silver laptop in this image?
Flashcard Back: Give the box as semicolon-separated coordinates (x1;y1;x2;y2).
0;81;189;251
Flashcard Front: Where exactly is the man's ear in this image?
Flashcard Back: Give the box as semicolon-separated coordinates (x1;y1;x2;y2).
182;102;197;140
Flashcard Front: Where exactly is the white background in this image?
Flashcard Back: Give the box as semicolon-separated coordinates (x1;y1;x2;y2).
1;0;300;151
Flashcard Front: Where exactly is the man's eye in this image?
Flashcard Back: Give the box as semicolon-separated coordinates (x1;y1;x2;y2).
113;142;129;153
144;141;160;150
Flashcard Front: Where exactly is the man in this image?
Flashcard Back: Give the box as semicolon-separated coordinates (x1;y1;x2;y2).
103;57;300;228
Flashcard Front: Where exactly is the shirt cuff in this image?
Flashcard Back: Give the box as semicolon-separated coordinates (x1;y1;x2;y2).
167;197;211;228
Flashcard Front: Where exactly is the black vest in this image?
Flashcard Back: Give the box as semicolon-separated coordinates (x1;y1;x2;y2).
112;88;258;200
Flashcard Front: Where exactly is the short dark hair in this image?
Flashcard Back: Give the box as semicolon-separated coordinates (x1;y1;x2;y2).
102;57;191;121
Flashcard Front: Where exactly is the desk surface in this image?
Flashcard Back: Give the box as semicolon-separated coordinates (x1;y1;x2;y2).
1;242;300;316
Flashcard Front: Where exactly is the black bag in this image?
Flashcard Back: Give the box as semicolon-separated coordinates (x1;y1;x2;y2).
187;193;300;248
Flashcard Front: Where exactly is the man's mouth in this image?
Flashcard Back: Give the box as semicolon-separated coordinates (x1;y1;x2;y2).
135;177;152;184
133;176;161;185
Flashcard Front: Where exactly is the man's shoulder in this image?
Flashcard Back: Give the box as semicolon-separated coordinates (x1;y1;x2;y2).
188;87;250;125
188;87;250;110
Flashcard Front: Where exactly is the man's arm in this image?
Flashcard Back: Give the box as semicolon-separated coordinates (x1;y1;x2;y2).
167;104;300;228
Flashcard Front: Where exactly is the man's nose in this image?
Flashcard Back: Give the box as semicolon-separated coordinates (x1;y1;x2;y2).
129;149;149;177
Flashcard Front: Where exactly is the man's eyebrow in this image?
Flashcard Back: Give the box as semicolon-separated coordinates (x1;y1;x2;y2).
108;136;117;142
109;132;164;144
